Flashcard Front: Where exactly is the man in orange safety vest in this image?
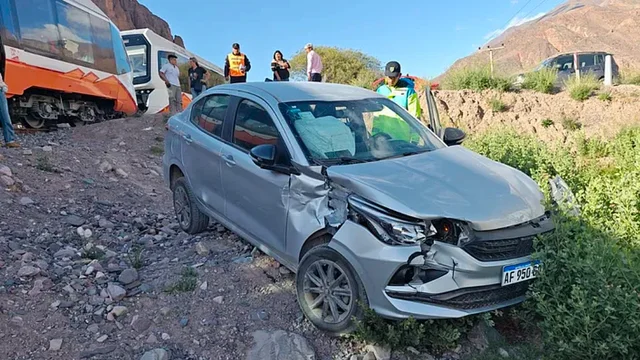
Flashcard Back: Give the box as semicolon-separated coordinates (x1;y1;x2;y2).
224;43;251;84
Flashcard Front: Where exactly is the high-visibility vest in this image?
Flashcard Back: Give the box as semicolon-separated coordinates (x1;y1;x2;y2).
227;53;246;77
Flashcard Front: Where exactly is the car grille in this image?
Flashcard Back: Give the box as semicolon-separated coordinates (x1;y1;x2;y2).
387;281;531;310
462;236;535;261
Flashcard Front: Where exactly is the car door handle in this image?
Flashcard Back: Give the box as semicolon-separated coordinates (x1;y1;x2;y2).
222;154;236;166
182;134;193;144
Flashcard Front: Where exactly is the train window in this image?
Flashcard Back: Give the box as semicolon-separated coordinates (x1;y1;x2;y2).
55;1;95;64
158;51;190;93
14;0;62;56
88;14;116;74
110;24;131;75
0;0;19;45
192;94;230;138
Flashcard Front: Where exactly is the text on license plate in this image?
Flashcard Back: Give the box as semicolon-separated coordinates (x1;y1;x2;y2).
501;260;541;286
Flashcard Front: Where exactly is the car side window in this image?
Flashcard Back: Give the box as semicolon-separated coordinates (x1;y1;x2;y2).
578;54;596;68
191;95;230;137
554;55;574;70
232;99;280;151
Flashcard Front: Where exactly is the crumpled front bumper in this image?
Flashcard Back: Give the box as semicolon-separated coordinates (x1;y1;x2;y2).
328;220;538;319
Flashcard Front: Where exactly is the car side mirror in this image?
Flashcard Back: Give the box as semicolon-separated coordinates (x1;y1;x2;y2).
250;144;276;167
443;127;466;146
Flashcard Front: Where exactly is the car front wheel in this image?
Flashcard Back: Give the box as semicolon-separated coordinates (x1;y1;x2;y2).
296;245;368;335
172;177;209;234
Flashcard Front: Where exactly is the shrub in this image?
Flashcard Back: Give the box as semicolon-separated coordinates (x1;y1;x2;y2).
565;73;600;101
489;97;507;112
541;119;554;128
443;67;512;92
619;69;640;85
561;116;582;131
598;91;612;101
467;129;640;360
521;68;557;94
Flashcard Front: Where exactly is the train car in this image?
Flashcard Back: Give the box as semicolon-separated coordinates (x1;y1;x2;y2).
0;0;137;128
121;29;224;115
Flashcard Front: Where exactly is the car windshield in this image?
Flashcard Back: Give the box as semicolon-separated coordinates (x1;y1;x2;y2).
535;58;553;71
278;97;445;166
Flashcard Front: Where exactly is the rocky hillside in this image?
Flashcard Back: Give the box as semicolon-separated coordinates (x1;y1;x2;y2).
429;85;640;144
92;0;185;48
442;0;640;77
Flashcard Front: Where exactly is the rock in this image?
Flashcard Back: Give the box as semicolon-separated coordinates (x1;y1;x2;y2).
363;352;376;360
251;309;269;321
199;281;208;290
49;338;63;351
132;317;152;332
96;334;108;343
87;324;99;334
140;348;170;360
107;284;127;301
118;268;139;285
0;165;12;177
19;197;34;206
18;265;40;277
161;333;171;341
179;317;189;327
22;149;33;155
146;334;158;344
79;345;117;358
498;348;510;358
195;242;209;256
99;218;115;229
42;145;53;152
467;321;498;352
364;345;391;360
115;168;129;178
0;175;14;187
64;215;86;226
160;307;171;316
248;330;316;360
99;161;113;173
406;346;420;355
110;306;128;317
54;247;77;258
51;300;61;308
279;266;291;275
10;316;24;328
212;296;224;304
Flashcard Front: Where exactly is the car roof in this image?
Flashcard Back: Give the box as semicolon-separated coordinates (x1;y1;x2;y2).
546;51;613;60
214;82;385;103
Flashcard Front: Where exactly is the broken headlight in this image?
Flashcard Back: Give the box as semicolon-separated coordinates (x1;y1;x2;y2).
431;219;473;246
348;196;436;246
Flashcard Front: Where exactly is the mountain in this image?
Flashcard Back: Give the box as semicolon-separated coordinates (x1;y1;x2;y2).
441;0;640;77
92;0;186;48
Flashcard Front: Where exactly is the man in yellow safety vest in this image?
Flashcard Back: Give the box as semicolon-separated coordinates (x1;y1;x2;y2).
224;43;252;84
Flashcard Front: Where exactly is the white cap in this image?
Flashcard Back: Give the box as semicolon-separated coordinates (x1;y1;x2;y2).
305;43;313;49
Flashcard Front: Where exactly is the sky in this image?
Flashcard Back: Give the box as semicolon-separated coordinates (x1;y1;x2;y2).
138;0;566;81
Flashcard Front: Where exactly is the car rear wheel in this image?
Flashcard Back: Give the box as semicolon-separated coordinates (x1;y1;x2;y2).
172;177;209;234
296;245;368;335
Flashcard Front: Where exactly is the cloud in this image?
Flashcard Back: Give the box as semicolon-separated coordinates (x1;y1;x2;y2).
511;0;519;4
484;12;545;41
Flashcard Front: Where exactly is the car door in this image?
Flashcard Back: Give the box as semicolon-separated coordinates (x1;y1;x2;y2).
578;53;604;79
180;93;231;217
220;95;291;256
553;55;575;84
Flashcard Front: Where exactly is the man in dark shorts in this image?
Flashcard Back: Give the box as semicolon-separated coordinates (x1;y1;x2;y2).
188;57;209;98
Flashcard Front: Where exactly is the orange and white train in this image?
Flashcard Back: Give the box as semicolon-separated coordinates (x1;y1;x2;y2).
121;29;224;115
0;0;137;129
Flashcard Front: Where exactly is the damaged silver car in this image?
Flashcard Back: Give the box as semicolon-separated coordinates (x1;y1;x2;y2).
162;82;554;334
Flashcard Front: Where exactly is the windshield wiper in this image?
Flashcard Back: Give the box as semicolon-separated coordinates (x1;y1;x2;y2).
320;157;372;165
380;150;428;160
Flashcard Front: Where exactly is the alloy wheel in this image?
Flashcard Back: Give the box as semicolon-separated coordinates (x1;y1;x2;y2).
302;259;355;324
173;186;191;229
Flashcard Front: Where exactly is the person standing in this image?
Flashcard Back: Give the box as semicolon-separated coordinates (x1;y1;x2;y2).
159;53;182;115
188;57;209;98
270;50;290;81
224;43;251;84
375;61;422;119
0;34;18;148
305;43;323;82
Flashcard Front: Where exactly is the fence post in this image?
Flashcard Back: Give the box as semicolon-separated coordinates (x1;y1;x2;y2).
604;55;613;86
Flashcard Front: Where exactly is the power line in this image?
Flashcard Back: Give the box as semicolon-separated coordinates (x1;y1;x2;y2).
520;0;551;22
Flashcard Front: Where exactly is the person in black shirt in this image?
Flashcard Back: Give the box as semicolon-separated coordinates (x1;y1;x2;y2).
188;57;209;98
270;50;290;81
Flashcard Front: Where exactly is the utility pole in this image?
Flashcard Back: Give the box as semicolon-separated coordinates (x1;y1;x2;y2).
478;44;505;77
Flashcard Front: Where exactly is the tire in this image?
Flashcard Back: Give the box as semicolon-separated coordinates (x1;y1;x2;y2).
172;177;209;234
296;245;368;336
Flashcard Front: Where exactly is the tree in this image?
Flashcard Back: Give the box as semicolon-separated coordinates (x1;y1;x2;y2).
288;46;383;89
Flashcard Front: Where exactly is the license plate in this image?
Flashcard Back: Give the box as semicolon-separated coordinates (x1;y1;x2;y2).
501;260;541;286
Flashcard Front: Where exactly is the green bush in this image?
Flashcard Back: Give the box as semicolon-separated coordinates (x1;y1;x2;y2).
565;73;600;101
561;116;582;131
598;91;612;101
541;119;554;128
443;67;512;92
467;129;640;360
521;68;557;94
489;97;507;112
619;69;640;85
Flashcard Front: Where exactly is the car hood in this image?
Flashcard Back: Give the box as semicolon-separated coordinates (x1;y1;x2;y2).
326;146;546;231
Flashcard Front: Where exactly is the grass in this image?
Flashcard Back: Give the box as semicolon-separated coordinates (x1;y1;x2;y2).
619;69;640;85
521;68;557;94
443;67;512;92
565;73;600;101
127;245;145;269
598;91;612;101
541;119;554;128
561;115;582;131
150;145;164;156
165;267;198;294
489;97;507;112
82;247;105;260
